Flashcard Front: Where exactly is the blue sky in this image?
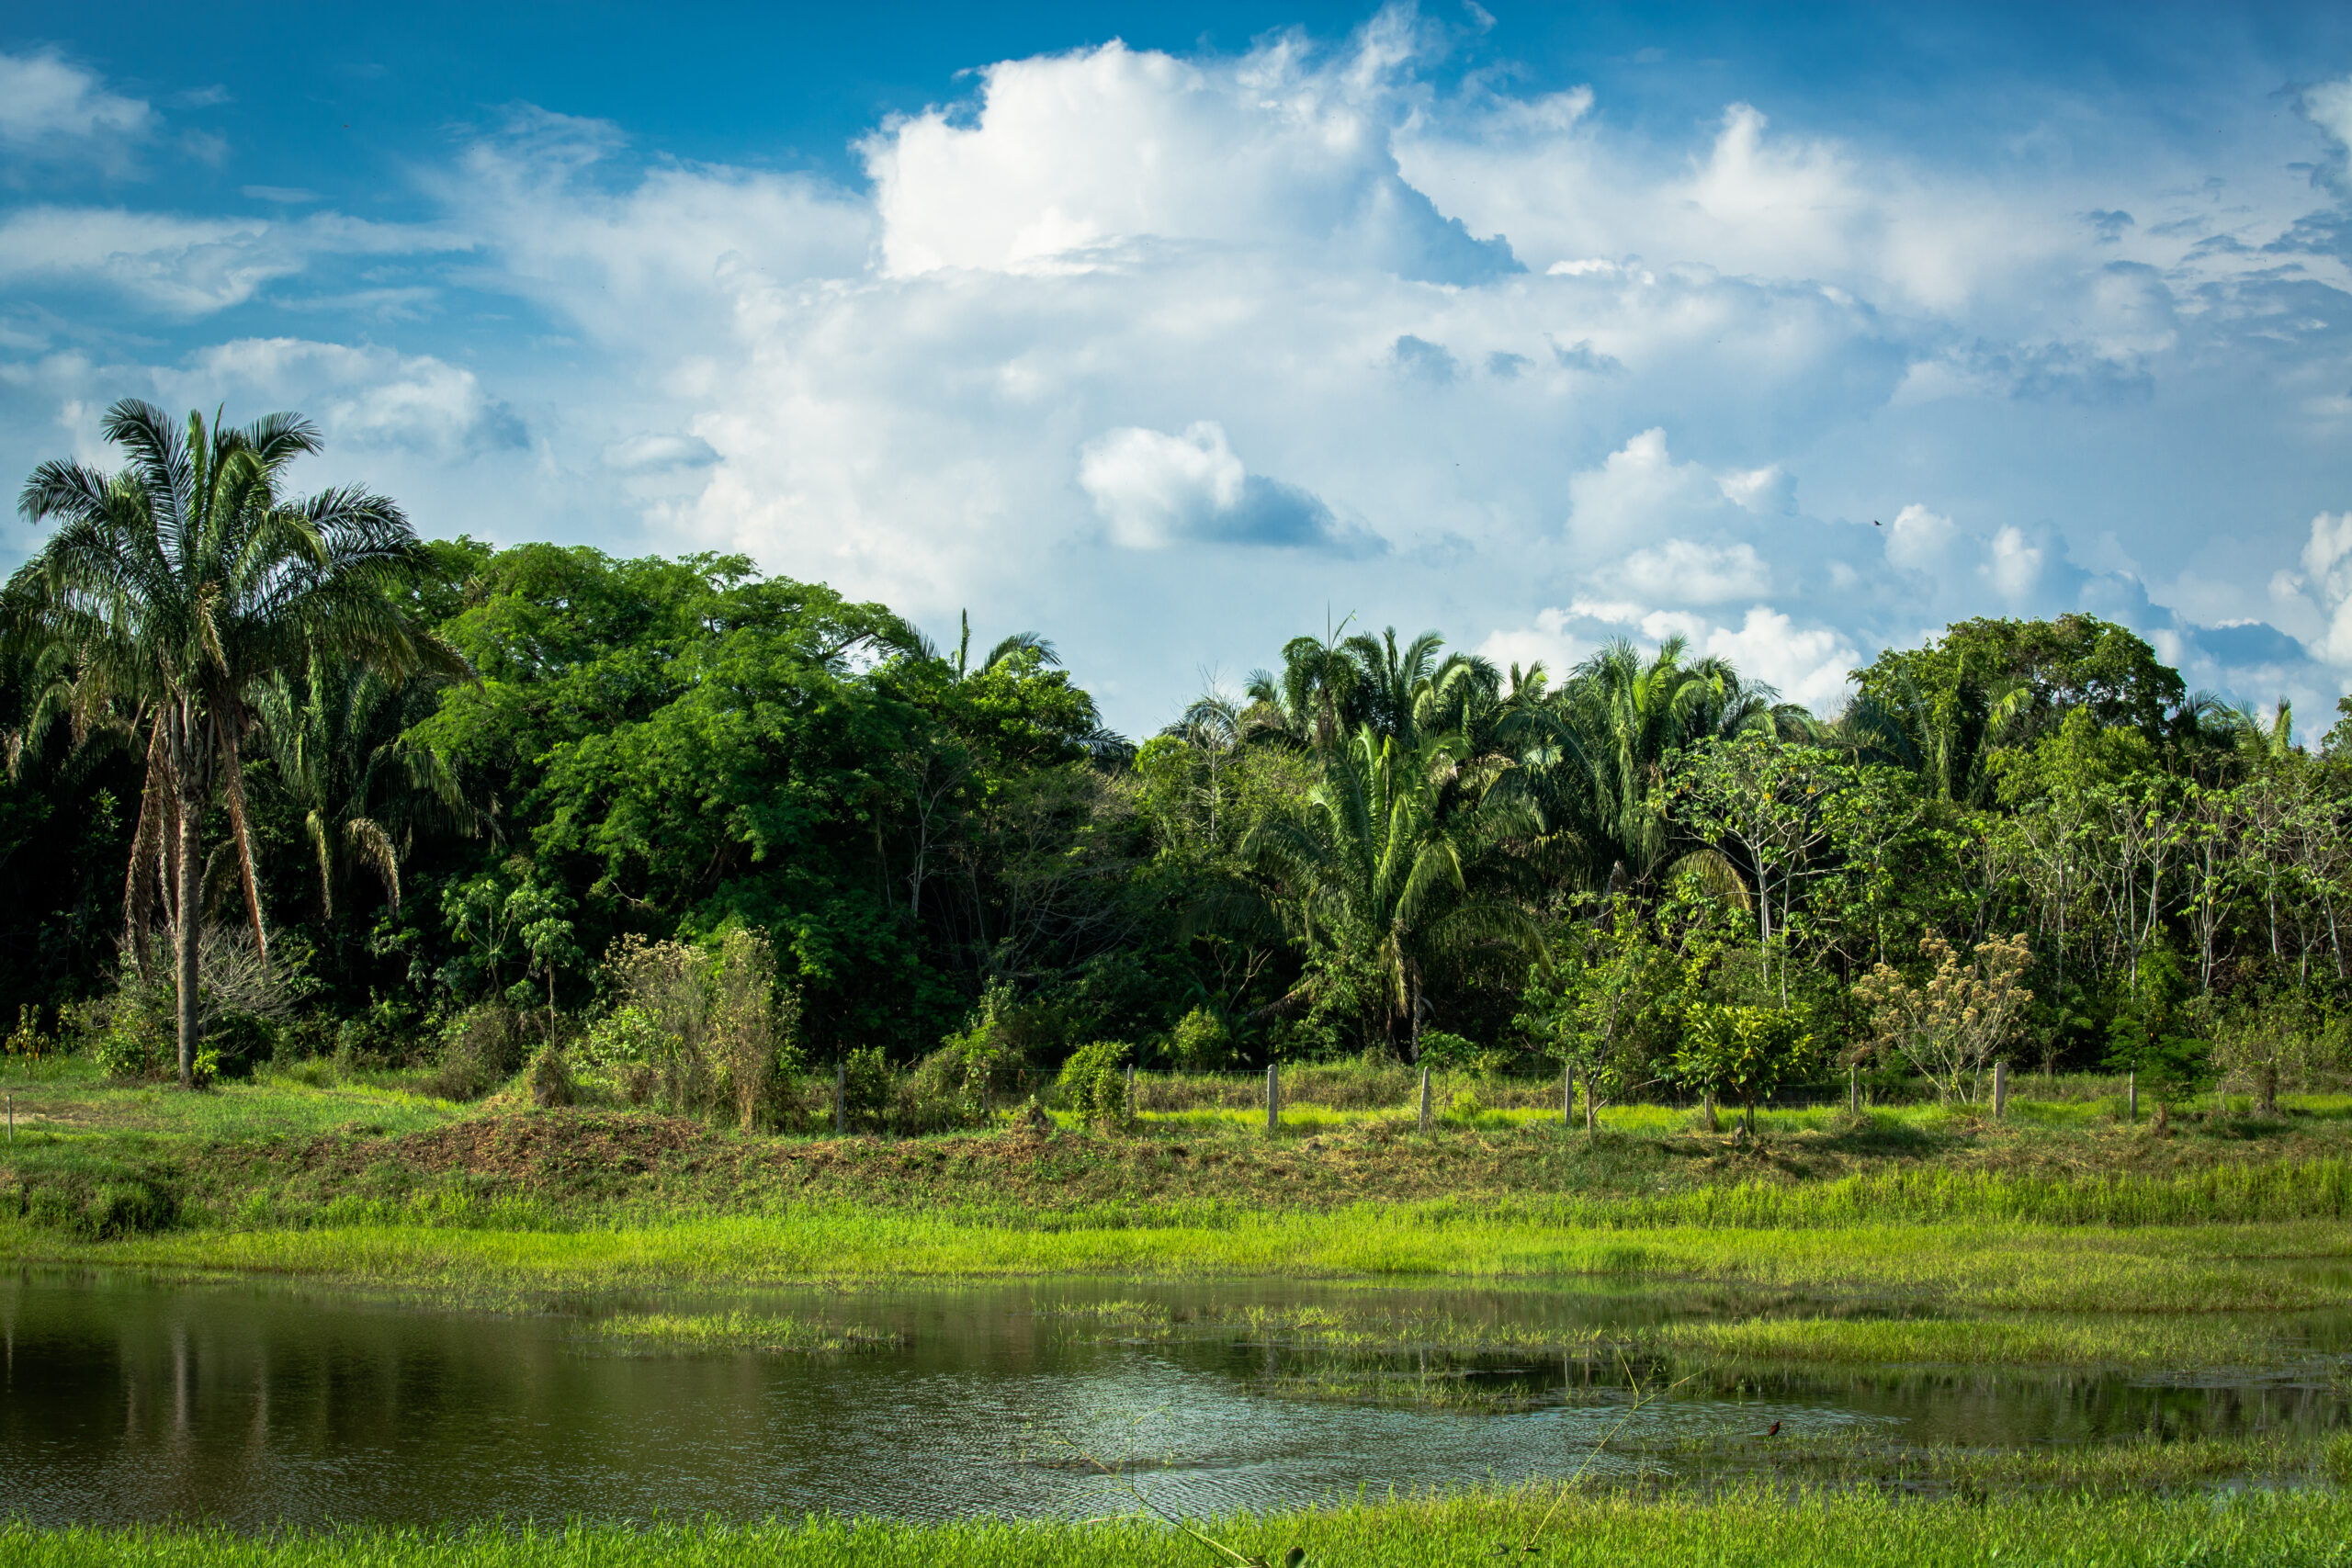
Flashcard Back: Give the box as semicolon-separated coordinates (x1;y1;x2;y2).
6;2;2352;733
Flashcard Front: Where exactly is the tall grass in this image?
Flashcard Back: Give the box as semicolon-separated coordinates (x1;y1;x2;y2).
4;1488;2347;1566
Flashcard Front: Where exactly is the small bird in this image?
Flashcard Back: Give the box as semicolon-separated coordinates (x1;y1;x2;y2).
1765;1420;1782;1437
1872;519;1882;527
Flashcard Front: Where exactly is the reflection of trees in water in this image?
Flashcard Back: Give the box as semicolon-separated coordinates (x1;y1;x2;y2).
1;1279;2346;1528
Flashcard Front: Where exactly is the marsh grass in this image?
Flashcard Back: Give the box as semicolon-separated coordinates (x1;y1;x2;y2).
575;1309;902;1354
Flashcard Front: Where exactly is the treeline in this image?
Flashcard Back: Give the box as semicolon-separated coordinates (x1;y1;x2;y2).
3;403;2348;1113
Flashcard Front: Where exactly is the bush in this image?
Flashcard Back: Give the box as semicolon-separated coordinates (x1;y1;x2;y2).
91;991;172;1081
424;1004;526;1100
599;928;802;1128
528;1044;576;1108
1057;1040;1133;1129
1167;1007;1231;1072
841;1045;893;1122
582;1004;664;1067
1416;1030;1479;1070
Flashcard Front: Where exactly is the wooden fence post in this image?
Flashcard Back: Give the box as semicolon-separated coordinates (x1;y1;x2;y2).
1126;1063;1136;1120
1419;1066;1431;1134
1848;1063;1860;1117
2126;1070;2137;1124
1562;1063;1574;1128
833;1061;846;1135
1266;1063;1279;1133
1993;1061;2008;1121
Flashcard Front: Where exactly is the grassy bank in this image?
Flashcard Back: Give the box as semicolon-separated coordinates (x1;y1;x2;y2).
6;1059;2351;1313
7;1486;2351;1566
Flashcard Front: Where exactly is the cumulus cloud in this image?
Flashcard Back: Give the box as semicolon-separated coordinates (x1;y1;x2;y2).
154;338;526;458
863;34;1520;283
1618;538;1770;604
1078;421;1368;552
1883;503;1954;572
6;11;2352;733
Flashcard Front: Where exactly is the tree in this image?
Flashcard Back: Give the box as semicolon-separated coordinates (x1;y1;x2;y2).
1514;908;1674;1132
1853;933;2034;1104
1673;1002;1814;1134
1246;725;1544;1057
251;653;482;920
1672;733;1848;1003
6;400;457;1086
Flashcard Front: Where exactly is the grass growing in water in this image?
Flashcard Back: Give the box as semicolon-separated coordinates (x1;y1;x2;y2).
576;1309;901;1354
5;1487;2348;1565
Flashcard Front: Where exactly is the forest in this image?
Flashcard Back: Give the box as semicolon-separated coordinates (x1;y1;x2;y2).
5;401;2349;1119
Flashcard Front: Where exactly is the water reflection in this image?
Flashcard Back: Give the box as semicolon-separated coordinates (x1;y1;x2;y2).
2;1270;2345;1528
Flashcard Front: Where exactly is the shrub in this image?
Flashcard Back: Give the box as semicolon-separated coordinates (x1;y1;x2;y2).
600;928;803;1128
91;990;172;1081
1416;1030;1479;1070
1167;1007;1231;1072
1675;1003;1815;1131
1854;933;2033;1104
840;1045;893;1122
423;1004;526;1100
582;1004;664;1067
1057;1040;1133;1129
528;1044;576;1108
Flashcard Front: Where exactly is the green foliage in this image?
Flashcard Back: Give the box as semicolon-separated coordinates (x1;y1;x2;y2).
840;1045;893;1120
1167;1006;1232;1071
1515;910;1678;1115
1056;1039;1133;1127
1415;1030;1479;1069
2104;944;2210;1104
1674;1004;1816;1121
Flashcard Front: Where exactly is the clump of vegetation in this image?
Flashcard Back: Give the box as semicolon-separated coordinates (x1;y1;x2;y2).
593;929;802;1129
1854;934;2033;1104
1057;1040;1134;1129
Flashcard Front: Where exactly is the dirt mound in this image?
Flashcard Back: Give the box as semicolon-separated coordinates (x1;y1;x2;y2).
371;1109;725;1184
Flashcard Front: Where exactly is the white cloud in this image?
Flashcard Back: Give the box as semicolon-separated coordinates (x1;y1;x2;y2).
0;49;150;148
2296;512;2352;666
1619;538;1770;604
0;208;463;315
861;33;1516;283
1985;524;2045;602
1883;502;1954;571
1077;421;1363;552
155;339;526;458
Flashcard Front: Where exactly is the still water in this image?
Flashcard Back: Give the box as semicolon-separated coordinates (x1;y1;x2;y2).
4;1269;2346;1527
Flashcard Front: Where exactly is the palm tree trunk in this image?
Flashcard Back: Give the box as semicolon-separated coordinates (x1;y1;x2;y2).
175;794;204;1089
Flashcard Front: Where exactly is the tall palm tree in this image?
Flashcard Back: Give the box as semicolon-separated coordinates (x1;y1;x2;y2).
1245;629;1362;750
6;400;460;1086
1246;724;1544;1056
253;653;485;920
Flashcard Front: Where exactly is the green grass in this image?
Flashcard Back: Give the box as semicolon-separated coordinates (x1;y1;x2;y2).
14;1205;2346;1317
575;1309;902;1354
1046;1295;2326;1371
5;1487;2348;1566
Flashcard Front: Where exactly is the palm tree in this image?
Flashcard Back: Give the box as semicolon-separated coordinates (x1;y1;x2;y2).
1245;629;1362;750
6;400;460;1086
1246;724;1544;1056
253;653;486;920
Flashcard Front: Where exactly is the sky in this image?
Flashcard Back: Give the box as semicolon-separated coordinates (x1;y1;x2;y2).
5;1;2352;737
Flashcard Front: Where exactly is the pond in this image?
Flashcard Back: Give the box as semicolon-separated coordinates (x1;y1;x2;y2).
4;1269;2346;1528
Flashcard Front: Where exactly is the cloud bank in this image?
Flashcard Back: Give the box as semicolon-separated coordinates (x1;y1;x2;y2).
5;11;2352;732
